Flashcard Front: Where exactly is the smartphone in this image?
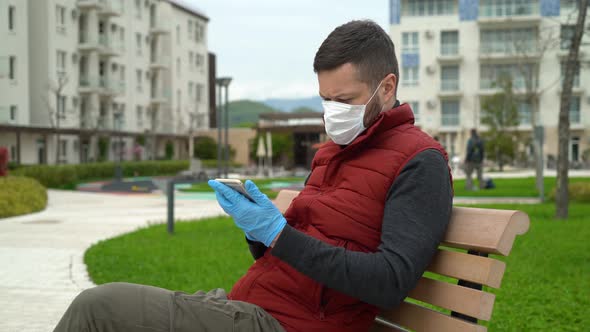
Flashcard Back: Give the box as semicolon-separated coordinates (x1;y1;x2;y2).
214;178;255;202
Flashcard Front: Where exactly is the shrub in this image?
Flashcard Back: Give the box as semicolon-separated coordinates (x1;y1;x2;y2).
193;136;217;159
0;176;47;218
548;182;590;203
11;160;189;189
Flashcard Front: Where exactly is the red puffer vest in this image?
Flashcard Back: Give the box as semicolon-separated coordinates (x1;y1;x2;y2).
229;103;450;332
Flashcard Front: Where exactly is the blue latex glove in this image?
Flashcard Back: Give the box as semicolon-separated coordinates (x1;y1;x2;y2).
208;180;287;247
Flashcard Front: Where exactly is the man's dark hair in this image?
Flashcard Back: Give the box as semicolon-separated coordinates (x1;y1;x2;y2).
314;20;399;95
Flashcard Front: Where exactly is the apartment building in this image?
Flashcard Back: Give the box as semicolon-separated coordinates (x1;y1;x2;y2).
389;0;589;165
0;0;210;164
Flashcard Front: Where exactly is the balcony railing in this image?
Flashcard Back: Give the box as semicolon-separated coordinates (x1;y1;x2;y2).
79;75;100;89
441;80;460;91
441;44;458;56
479;0;539;17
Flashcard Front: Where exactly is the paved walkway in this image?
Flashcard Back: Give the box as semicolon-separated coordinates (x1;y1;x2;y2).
0;190;224;332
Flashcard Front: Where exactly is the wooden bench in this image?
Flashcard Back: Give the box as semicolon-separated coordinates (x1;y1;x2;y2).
274;190;530;332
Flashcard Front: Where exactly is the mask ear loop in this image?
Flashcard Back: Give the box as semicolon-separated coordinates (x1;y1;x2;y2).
365;80;384;106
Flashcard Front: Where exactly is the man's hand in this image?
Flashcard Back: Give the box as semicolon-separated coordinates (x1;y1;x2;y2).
208;180;286;247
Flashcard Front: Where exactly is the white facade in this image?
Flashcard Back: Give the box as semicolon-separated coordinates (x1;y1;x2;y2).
390;0;590;166
0;0;210;164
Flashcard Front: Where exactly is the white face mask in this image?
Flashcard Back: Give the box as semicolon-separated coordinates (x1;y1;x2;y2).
321;81;383;145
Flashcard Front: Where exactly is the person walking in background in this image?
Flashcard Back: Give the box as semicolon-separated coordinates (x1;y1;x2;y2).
464;129;485;190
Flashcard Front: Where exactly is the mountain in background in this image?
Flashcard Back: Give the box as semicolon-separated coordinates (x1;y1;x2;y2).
228;98;323;127
227;100;278;127
261;96;323;112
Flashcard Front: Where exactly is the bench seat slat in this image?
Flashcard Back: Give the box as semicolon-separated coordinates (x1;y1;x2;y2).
427;249;506;288
376;301;487;332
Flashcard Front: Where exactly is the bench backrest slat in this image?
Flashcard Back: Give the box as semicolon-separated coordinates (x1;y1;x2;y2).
408;277;495;320
426;249;506;288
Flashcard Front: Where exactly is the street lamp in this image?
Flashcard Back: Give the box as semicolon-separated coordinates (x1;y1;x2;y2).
215;77;232;178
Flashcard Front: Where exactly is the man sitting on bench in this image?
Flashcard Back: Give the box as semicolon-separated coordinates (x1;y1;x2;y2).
54;20;453;332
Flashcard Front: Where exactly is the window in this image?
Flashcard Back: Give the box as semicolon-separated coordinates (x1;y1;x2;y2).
196;84;204;102
480;28;537;54
137;106;143;128
10;105;17;122
119;66;125;85
517;101;532;125
119;27;125;47
402;32;419;53
136;69;142;92
57;96;66;118
409;101;420;122
57;51;66;75
59;139;67;159
188;82;194;98
480;63;535;90
196;54;204;71
176;25;180;44
135;0;142;19
189;52;194;70
561;61;580;88
177;90;182;108
188;21;193;40
56;5;66;34
176;58;181;76
570;136;580;162
440;31;458;55
570;97;580;124
8;6;15;32
479;0;539;17
441;100;460;126
136;33;142;55
403;0;455;16
9;56;16;80
441;65;459;91
402;66;419;87
561;25;576;50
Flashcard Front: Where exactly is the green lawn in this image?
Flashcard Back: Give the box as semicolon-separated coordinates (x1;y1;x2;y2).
85;202;589;331
453;177;590;198
180;176;590;200
180;177;305;199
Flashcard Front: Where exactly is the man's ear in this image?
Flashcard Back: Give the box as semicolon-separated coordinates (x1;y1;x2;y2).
382;73;397;102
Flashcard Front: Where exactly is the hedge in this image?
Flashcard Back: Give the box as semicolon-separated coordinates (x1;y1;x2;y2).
549;182;590;203
0;176;48;218
11;160;189;189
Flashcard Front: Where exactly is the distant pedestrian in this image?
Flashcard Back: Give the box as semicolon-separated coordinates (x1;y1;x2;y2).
464;129;485;190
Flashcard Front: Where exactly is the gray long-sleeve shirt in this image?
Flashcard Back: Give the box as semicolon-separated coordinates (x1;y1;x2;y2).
246;149;453;309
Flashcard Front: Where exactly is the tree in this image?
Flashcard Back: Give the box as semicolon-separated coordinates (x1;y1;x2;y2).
42;73;70;164
193;136;217;159
480;76;520;171
556;0;589;219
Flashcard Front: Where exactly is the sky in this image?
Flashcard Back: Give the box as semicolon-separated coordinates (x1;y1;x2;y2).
185;0;389;101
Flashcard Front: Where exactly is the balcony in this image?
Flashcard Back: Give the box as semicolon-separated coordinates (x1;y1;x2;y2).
77;0;102;10
439;80;463;98
150;54;170;70
77;0;121;16
98;0;121;16
478;1;540;26
479;45;541;61
78;34;101;52
99;77;125;96
149;22;170;35
150;88;171;105
79;75;101;93
437;45;462;64
98;34;121;57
